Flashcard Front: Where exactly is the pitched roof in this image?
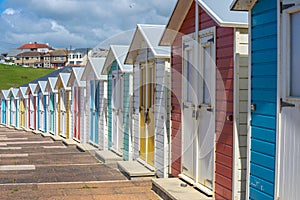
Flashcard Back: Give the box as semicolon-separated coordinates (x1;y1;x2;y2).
8;88;19;99
55;73;71;90
45;77;58;93
0;89;10;100
67;67;86;87
7;48;26;57
25;83;37;96
16;51;42;57
125;24;171;64
230;0;255;11
18;42;53;50
160;0;248;46
22;66;73;88
17;87;28;99
103;45;133;75
35;81;48;95
81;57;107;81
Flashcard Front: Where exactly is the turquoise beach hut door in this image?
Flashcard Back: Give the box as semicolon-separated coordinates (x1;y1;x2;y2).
90;80;97;144
1;100;6;124
43;95;47;132
10;96;13;126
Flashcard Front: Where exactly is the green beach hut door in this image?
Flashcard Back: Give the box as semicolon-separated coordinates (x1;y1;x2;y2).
111;70;124;154
181;31;215;192
278;6;300;200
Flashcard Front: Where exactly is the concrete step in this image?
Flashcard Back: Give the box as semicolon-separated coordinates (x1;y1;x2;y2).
50;135;63;141
152;178;213;200
117;160;155;180
41;132;52;137
95;150;123;164
76;143;97;152
62;138;78;146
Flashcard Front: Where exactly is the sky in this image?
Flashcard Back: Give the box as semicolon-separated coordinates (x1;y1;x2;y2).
0;0;177;53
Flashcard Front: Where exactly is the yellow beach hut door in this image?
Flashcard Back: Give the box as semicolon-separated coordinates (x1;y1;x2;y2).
181;32;215;192
139;62;155;166
20;99;25;127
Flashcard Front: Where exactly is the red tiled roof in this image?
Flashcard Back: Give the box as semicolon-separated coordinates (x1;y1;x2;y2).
18;42;53;50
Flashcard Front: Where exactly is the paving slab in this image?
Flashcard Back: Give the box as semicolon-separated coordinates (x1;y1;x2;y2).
117;161;155;180
152;178;213;200
50;135;63;141
41;132;52;137
76;143;97;152
62;138;78;146
95;150;123;164
0;165;36;171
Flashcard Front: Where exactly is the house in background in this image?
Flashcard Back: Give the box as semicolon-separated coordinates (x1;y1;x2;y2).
15;51;43;68
43;49;68;69
158;0;248;198
17;42;53;53
17;87;28;130
123;24;171;178
67;48;92;67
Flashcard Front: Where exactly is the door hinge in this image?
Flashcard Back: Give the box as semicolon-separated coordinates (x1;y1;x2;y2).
280;2;295;13
280;98;295;112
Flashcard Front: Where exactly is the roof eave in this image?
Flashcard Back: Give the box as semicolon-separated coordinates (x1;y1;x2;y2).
230;0;257;11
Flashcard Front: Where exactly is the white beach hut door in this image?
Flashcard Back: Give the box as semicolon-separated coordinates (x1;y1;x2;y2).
40;93;44;131
182;38;197;180
30;95;34;129
60;89;66;137
181;30;215;192
197;33;215;190
112;70;123;154
279;7;300;200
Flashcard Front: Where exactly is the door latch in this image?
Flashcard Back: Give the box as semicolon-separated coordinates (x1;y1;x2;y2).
280;98;295;112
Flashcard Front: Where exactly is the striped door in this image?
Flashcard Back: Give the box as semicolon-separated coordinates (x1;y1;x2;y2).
50;93;55;133
249;1;278;199
37;92;41;130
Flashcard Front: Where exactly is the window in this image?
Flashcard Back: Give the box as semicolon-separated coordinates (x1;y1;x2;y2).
290;11;300;97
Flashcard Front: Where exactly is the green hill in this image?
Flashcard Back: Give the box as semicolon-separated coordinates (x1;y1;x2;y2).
0;64;55;90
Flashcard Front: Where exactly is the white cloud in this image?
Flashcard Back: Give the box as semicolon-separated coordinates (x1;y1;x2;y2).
0;0;177;52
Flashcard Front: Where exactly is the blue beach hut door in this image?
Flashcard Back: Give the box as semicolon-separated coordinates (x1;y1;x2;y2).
1;100;6;124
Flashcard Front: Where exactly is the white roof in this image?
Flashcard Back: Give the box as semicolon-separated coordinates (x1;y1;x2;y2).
103;45;133;75
125;24;171;64
45;77;58;93
67;67;86;87
17;87;28;99
198;0;248;26
55;73;71;90
35;81;48;95
160;0;248;46
81;57;107;81
26;84;37;96
0;90;10;100
8;88;19;99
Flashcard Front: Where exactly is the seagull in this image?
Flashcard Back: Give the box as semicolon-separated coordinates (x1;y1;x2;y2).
129;3;135;8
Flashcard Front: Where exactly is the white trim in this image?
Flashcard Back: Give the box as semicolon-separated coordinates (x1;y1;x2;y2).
245;10;252;200
275;1;281;198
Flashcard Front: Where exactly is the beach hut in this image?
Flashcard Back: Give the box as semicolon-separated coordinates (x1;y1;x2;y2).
17;87;28;129
0;90;10;125
8;88;20;128
232;0;300;199
67;67;86;142
54;73;71;139
159;0;248;198
124;24;171;177
45;77;59;136
102;45;133;160
81;57;107;147
35;81;48;133
26;84;37;130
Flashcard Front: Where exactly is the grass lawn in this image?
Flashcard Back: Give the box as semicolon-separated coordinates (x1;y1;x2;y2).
0;64;55;90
